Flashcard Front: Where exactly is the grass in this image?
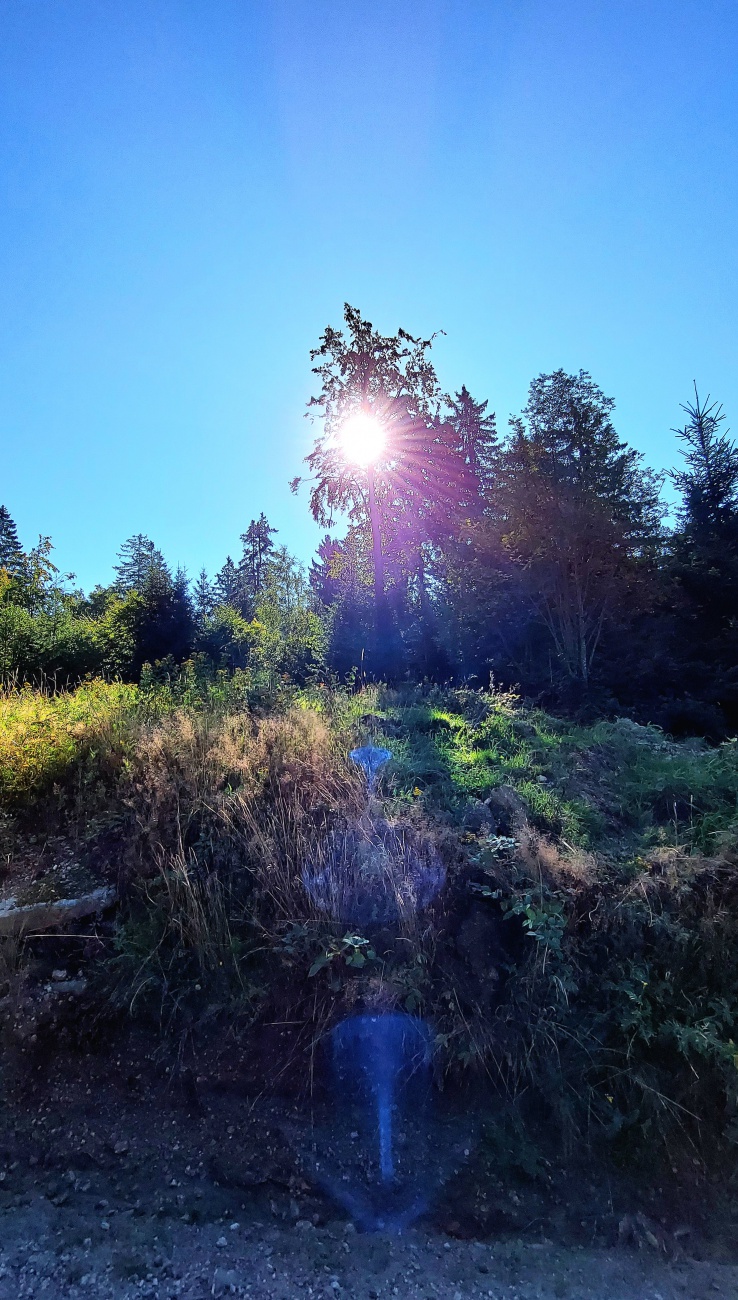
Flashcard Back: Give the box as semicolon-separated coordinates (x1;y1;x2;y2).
0;679;141;804
2;676;738;1168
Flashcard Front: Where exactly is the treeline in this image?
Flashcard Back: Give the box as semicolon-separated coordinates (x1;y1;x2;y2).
2;304;738;737
0;514;325;694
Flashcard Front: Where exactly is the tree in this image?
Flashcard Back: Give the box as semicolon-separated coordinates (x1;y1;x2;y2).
114;535;166;592
109;540;195;675
91;591;143;679
671;386;738;538
309;535;343;606
446;386;498;493
132;564;194;673
238;514;277;610
0;506;23;576
300;305;477;533
493;371;664;690
298;304;478;674
193;568;216;623
666;387;738;731
214;556;241;609
197;604;258;672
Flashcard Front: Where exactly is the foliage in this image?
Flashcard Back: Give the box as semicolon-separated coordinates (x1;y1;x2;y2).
0;678;140;804
108;848;262;1029
0;506;23;575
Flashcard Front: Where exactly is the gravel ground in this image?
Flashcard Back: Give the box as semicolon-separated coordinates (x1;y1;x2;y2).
0;1038;735;1300
0;1202;737;1300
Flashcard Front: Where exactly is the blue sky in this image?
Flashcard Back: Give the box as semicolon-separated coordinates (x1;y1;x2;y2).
1;0;736;592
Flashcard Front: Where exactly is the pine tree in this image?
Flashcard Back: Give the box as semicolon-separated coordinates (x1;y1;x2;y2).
491;370;664;688
669;387;738;715
310;535;342;605
214;556;241;608
0;505;23;575
131;563;194;672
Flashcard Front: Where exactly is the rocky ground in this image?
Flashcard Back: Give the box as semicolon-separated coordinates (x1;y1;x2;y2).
0;1032;736;1300
1;1203;736;1300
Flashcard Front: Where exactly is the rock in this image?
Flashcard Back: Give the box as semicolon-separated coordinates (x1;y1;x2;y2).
212;1268;240;1295
462;798;496;833
484;785;528;833
48;979;87;996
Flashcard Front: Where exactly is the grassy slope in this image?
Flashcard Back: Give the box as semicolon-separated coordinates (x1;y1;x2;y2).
1;678;737;1167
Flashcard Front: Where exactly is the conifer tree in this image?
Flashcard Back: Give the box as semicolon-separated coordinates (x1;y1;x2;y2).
214;556;241;608
668;387;738;724
309;535;342;605
0;505;23;575
446;386;498;492
114;535;167;591
193;567;216;621
491;370;664;688
671;386;738;538
238;514;277;610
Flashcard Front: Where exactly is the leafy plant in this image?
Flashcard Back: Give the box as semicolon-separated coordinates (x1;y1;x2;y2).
308;932;376;976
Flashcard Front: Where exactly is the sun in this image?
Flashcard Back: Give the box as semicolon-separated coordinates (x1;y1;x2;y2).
339;411;387;467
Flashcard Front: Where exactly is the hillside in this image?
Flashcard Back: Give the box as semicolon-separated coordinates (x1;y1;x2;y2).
0;678;737;1253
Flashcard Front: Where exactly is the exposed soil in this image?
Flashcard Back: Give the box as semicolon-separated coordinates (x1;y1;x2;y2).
0;1028;736;1300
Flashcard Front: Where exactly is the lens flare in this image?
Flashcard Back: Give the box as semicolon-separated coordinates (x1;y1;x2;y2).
339;411;386;466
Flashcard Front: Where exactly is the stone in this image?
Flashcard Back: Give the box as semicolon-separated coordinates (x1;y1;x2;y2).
211;1269;240;1296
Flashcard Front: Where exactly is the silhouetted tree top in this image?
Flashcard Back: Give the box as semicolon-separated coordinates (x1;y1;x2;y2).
504;369;664;547
671;384;738;537
239;514;277;601
446;386;498;489
297;303;478;539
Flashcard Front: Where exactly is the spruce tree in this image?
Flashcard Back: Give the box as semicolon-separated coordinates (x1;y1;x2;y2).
214;556;241;608
491;370;664;688
114;535;167;591
671;386;738;538
669;387;738;727
193;567;216;621
238;514;277;609
446;386;498;491
0;505;23;575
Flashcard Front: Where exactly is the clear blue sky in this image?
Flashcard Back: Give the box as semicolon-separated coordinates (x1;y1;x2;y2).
1;0;736;592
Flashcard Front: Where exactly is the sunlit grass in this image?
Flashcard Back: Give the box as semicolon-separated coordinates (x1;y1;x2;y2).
0;679;140;803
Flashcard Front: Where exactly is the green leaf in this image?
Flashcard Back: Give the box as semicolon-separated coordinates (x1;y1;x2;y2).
308;952;332;977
